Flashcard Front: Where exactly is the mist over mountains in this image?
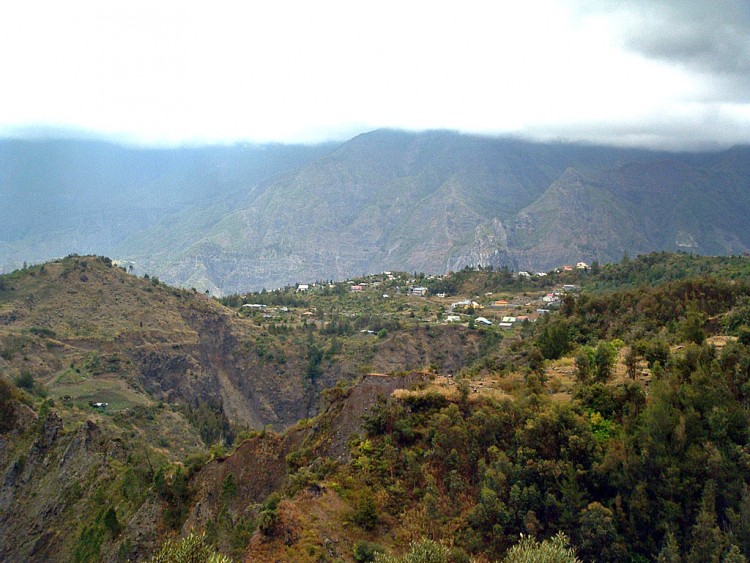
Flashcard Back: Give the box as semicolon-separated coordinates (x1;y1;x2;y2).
3;130;750;294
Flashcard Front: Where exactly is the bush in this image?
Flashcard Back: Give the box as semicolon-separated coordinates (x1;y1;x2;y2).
502;532;581;563
0;378;21;431
352;493;379;531
354;541;385;562
374;539;450;563
14;371;34;391
257;493;281;537
29;326;56;338
149;530;233;562
102;507;121;537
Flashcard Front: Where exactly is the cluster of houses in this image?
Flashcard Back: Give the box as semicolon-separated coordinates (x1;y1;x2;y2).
238;267;587;331
441;282;581;329
517;262;589;278
241;303;290;318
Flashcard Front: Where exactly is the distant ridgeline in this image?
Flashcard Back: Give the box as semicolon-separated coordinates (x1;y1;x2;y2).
2;131;750;294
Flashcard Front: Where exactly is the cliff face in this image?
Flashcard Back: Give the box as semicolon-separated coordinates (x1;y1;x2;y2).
0;370;428;562
0;412;162;562
5;132;749;294
114;132;750;293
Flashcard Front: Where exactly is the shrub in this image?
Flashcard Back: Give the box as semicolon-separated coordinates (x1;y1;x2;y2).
502;532;581;563
352;493;379;531
354;541;385;562
149;530;233;562
14;371;34;391
374;539;450;563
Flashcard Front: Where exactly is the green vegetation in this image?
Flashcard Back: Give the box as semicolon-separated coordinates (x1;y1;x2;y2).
5;252;750;561
149;531;233;563
503;533;581;563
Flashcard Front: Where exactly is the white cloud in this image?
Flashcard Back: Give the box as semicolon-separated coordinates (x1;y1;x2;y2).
1;0;749;149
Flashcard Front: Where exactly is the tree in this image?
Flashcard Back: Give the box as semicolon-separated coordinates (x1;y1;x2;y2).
687;481;726;563
352;492;379;531
593;341;616;382
575;347;594;383
577;502;625;562
625;346;639;379
537;320;570;360
220;473;237;501
723;546;747;563
727;484;750;556
680;305;706;345
657;531;681;562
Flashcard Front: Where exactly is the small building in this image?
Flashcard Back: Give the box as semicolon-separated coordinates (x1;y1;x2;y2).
475;317;493;325
576;262;589;270
492;300;509;307
536;308;550;315
498;322;514;329
518;271;531;278
562;284;579;292
445;315;462;322
501;316;517;323
297;284;309;291
350;285;365;292
409;286;428;296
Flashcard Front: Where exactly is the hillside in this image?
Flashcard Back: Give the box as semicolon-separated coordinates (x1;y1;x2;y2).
0;138;334;274
114;130;750;293
4;253;750;561
0;255;499;560
4;131;750;294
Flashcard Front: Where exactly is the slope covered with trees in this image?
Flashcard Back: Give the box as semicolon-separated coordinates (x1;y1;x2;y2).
3;253;750;561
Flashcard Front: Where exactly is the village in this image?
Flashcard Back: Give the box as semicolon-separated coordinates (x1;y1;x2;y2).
232;263;590;335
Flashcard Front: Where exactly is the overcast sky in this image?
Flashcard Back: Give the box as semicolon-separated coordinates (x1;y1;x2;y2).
1;0;749;149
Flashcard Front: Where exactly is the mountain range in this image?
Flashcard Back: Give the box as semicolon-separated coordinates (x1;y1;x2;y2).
3;130;750;294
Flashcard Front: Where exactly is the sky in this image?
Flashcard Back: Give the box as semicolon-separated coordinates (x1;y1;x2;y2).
1;0;749;150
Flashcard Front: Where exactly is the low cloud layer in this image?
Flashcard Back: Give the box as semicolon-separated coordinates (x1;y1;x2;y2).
1;0;748;150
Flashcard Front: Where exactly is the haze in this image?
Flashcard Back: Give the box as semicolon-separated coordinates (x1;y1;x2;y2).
1;0;749;149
